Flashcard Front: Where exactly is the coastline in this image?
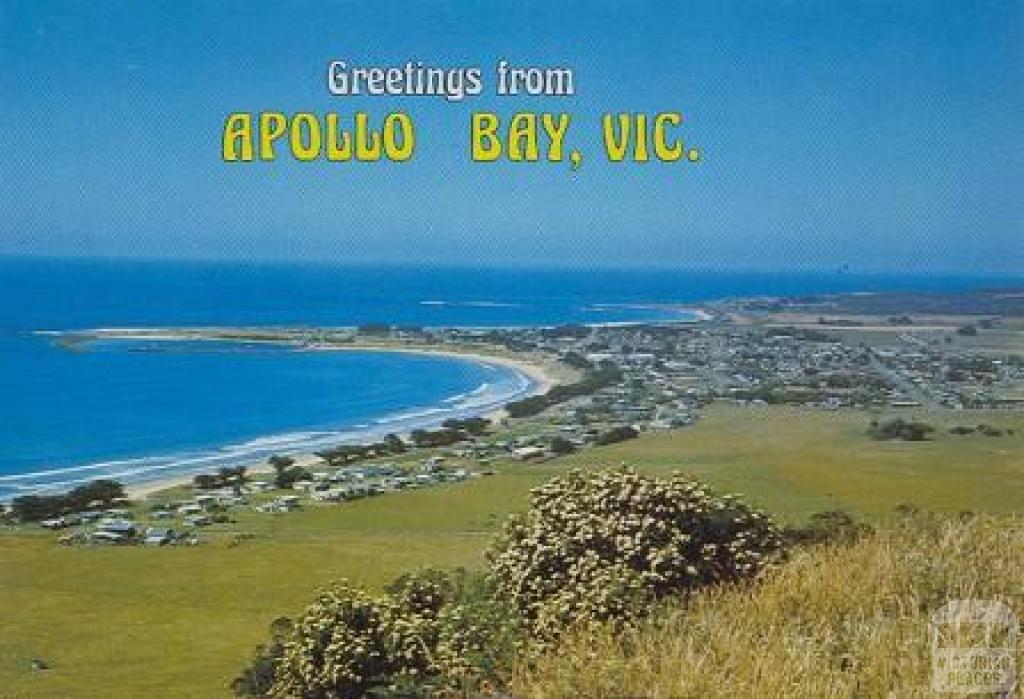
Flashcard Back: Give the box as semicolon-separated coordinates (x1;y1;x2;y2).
305;344;556;399
6;331;561;501
124;346;556;499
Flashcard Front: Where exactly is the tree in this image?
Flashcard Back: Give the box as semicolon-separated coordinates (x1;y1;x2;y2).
383;433;406;453
595;425;639;445
549;436;576;455
267;455;295;471
442;417;490;436
10;479;126;522
560;351;592;369
868;418;935;442
193;474;218;490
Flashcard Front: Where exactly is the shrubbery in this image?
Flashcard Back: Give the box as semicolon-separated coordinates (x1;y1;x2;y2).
784;510;873;545
9;479;125;522
549;436;576;455
868;418;935;441
505;365;622;418
235;468;783;695
509;514;1024;697
486;468;783;639
193;466;248;490
441;417;491;436
268;581;436;698
316;434;407;466
234;569;525;697
594;424;639;445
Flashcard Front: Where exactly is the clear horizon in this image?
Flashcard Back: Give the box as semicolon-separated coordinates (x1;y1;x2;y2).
1;2;1021;274
3;253;1023;283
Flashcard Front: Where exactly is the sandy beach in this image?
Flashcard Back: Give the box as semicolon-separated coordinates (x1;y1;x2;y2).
118;337;560;499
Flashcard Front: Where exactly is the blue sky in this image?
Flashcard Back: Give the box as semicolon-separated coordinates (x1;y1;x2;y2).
1;1;1020;273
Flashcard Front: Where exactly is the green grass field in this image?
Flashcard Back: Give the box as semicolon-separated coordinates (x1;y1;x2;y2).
560;404;1024;521
1;404;1021;697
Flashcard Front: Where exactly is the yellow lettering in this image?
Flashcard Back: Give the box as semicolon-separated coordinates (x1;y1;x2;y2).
634;114;649;162
472;113;502;161
222;113;253;161
354;112;381;160
602;113;630;162
259;112;287;160
508;113;538;161
383;113;415;161
290;113;321;161
654;113;683;161
542;113;570;161
326;114;352;160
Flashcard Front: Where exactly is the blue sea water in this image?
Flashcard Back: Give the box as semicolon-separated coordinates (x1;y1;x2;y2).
0;257;1018;498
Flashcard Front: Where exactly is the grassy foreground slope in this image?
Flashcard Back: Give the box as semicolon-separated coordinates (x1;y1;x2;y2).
0;470;550;699
0;405;1021;697
512;514;1024;698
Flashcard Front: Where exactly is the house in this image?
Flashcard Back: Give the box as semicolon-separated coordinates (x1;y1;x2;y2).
97;518;137;537
144;527;175;545
177;503;203;516
183;514;212;527
258;495;302;513
279;495;301;509
512;446;546;460
40;517;70;530
91;530;131;544
93;518;136;543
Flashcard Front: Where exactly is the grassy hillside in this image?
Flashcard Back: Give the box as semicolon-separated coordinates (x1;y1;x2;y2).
560;404;1024;521
0;470;549;698
511;514;1024;698
0;404;1021;697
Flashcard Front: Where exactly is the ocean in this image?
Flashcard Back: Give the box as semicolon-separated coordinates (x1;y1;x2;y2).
0;257;1017;498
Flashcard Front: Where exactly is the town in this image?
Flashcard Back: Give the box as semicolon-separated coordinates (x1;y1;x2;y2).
8;289;1020;546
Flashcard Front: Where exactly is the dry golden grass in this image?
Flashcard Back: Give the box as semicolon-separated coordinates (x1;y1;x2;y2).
511;515;1024;698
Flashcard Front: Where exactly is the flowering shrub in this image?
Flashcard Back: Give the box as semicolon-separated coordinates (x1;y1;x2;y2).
433;592;526;686
486;468;783;637
238;569;525;697
269;581;437;698
237;470;783;696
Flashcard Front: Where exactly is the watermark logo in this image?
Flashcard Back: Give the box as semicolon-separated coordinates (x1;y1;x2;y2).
930;599;1018;694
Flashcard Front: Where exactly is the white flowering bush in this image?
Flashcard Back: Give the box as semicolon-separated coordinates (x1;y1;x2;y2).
486;468;783;637
237;471;783;696
243;570;525;698
433;593;526;686
269;581;437;698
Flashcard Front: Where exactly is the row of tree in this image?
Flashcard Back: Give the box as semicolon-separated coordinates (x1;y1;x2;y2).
408;417;493;449
505;364;622;418
193;466;248;490
316;434;407;465
8;479;126;522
